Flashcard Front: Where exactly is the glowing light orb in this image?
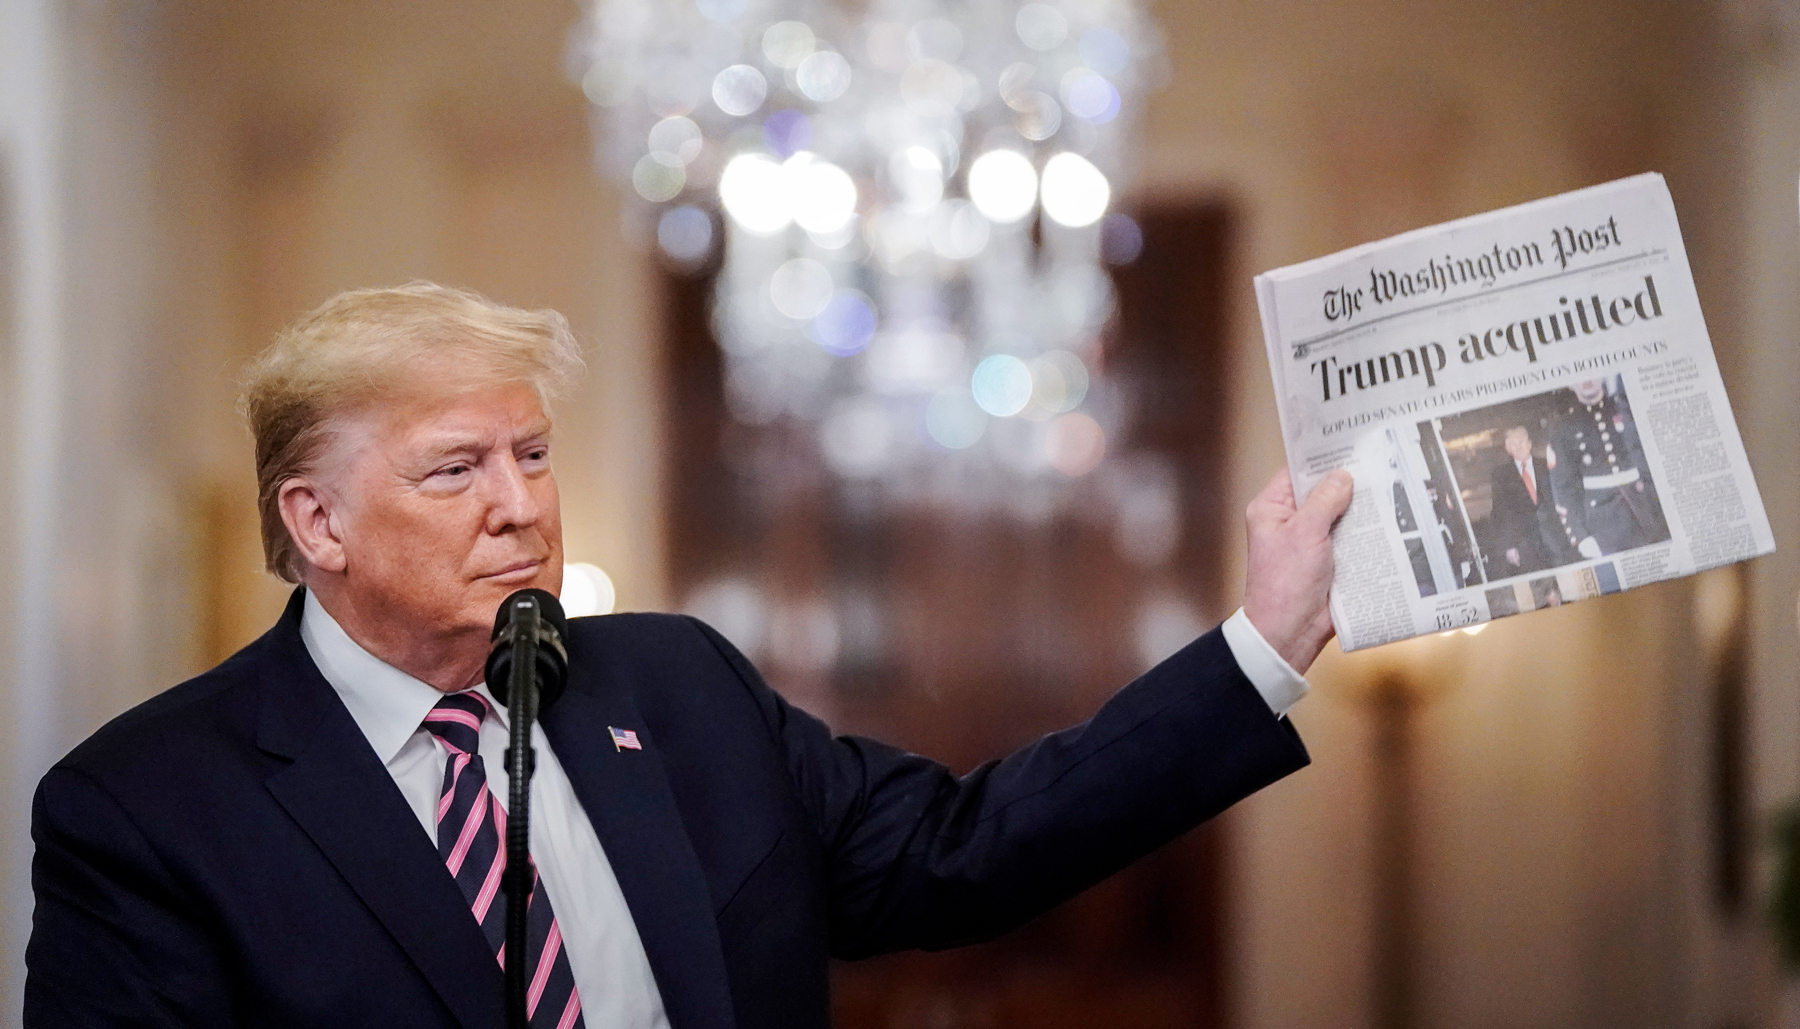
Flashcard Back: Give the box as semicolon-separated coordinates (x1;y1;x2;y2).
561;563;617;617
971;354;1033;417
967;149;1038;224
712;65;767;117
769;258;834;320
1040;152;1110;227
788;155;857;234
718;153;790;234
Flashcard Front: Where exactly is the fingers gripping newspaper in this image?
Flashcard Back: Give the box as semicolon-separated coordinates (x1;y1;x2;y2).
1257;173;1774;650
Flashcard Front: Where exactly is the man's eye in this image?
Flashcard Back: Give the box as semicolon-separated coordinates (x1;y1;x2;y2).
439;464;470;477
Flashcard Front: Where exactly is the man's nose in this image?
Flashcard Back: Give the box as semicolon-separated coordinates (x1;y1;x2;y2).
483;454;542;533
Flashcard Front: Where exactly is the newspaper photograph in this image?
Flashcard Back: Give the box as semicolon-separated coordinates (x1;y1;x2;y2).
1255;173;1774;651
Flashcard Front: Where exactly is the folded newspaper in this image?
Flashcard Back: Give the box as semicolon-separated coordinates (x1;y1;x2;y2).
1256;173;1774;650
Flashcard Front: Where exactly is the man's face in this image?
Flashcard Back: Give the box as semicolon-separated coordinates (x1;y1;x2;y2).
1503;428;1532;462
326;378;564;647
1573;379;1606;405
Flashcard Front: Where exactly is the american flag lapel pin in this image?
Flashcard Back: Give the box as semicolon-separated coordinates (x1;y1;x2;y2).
609;726;642;752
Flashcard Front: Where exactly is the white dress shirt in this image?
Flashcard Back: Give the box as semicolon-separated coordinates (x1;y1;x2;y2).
300;591;670;1029
1220;607;1311;717
298;594;1305;1023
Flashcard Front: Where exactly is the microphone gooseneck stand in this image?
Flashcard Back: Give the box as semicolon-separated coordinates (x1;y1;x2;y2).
502;595;540;1029
487;589;568;1029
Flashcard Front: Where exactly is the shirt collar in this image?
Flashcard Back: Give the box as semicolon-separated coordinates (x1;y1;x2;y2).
300;589;496;764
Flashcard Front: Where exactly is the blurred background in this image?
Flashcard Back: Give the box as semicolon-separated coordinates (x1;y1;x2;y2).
1;0;1798;1026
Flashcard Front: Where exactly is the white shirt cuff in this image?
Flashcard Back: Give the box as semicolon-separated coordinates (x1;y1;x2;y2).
1220;608;1310;718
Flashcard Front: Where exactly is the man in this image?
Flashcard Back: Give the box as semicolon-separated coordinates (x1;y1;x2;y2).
26;284;1352;1028
1546;378;1669;558
1486;425;1563;576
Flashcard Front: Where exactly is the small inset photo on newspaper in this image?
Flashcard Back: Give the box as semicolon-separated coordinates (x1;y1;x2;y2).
1382;424;1483;598
1420;373;1670;618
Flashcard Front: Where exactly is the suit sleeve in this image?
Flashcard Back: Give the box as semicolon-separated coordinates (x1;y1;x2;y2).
26;766;237;1028
686;617;1309;959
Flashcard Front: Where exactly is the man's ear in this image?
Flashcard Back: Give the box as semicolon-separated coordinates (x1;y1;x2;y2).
278;477;348;575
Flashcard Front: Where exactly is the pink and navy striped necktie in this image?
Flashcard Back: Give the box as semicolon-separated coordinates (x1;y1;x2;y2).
422;692;584;1029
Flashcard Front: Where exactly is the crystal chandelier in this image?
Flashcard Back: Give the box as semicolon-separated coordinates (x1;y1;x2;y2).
575;0;1158;506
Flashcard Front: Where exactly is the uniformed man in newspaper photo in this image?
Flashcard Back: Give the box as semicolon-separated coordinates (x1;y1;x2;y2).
1546;376;1671;558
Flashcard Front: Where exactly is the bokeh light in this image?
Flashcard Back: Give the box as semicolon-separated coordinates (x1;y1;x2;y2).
632;154;686;201
998;62;1037;108
890;146;945;212
1047;412;1105;475
1040;152;1110;227
908;18;964;61
967;149;1038;223
718;152;790;233
926;387;989;449
788;155;857;234
1078;27;1131;75
560;563;617;617
928;200;990;260
657;205;714;263
810;290;878;356
1015;3;1069;50
762;21;816;68
972;354;1034;416
1029;350;1089;412
769;258;834;320
1100;212;1144;264
712;64;767;116
1062;70;1120;124
694;0;747;24
762;109;812;157
796;51;853;102
900;59;966;117
648;116;704;165
1014;91;1062;140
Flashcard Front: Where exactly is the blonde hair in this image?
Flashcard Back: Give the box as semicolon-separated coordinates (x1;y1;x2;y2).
240;282;585;583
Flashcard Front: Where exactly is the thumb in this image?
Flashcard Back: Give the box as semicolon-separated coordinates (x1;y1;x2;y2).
1295;469;1354;535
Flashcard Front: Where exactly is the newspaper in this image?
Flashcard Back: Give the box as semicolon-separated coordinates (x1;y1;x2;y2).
1255;173;1775;651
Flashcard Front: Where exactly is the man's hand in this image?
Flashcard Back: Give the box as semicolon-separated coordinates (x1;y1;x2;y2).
1243;468;1354;673
1506;547;1521;567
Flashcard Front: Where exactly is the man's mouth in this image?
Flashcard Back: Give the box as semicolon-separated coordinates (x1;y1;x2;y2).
480;560;545;583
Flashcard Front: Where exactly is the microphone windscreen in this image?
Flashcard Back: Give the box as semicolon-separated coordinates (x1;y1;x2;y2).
491;588;569;644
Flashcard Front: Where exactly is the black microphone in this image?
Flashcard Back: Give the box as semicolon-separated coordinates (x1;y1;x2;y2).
484;587;570;1029
485;588;569;711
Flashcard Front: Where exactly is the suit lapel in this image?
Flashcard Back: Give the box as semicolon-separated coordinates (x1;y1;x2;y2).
543;679;738;1029
254;594;504;1029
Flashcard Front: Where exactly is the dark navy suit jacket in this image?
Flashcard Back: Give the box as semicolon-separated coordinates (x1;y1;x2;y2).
26;589;1308;1028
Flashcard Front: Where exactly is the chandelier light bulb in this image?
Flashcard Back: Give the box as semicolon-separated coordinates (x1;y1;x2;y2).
1040;152;1110;227
719;153;792;234
967;149;1038;224
788;156;858;234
